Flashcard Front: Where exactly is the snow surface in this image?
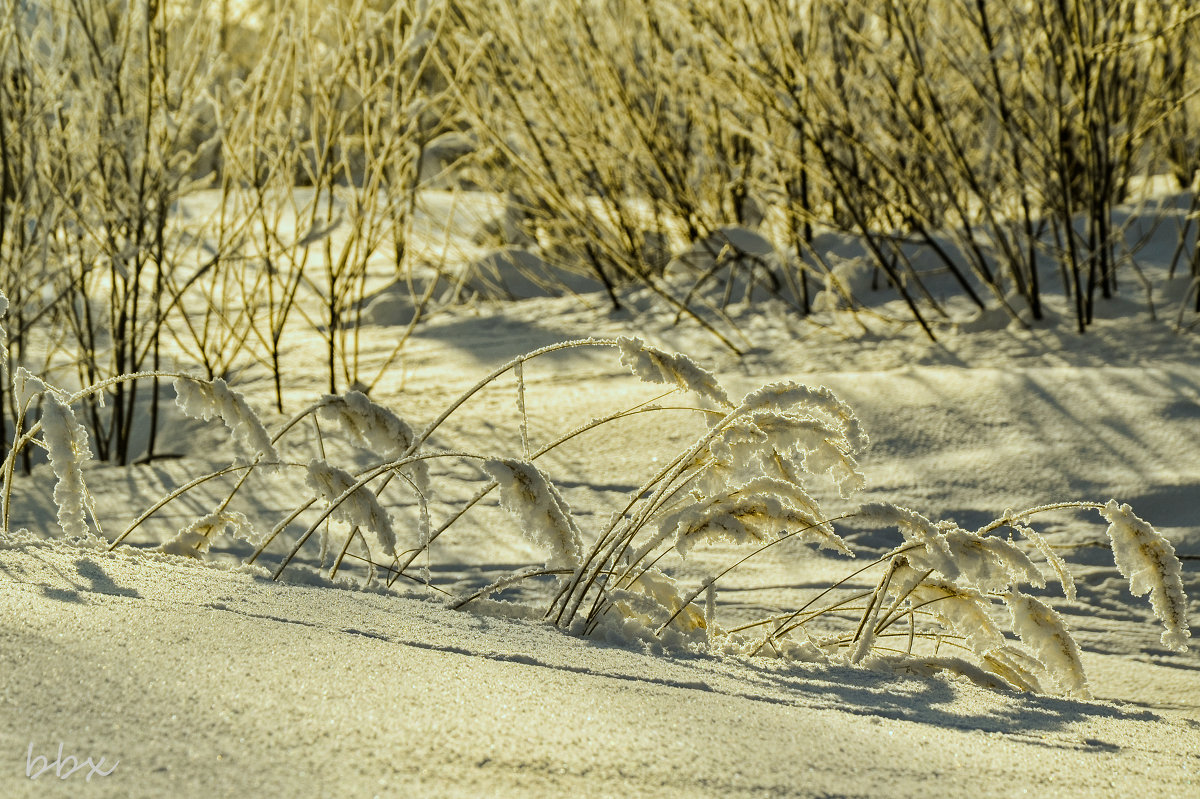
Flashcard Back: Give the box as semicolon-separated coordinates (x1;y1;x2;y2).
2;190;1199;796
2;538;1197;798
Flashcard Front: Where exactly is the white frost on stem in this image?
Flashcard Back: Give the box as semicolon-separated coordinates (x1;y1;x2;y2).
908;578;1005;657
13;367;47;412
306;460;396;559
515;359;529;458
161;510;257;558
740;382;870;456
707;412;866;499
1003;514;1077;601
317;391;415;458
859;502;1041;593
0;289;8;379
1006;591;1091;699
610;566;706;638
658;477;849;558
317;390;428;493
617;336;732;408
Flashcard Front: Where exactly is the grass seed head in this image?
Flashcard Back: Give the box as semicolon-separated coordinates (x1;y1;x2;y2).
617;336;733;408
41;391;96;540
483;458;583;570
1100;500;1191;652
1006;591;1091;698
175;377;277;462
305;460;397;559
161;510;257;558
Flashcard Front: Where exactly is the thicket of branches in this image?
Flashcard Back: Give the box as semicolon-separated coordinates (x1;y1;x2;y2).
461;0;1200;337
0;0;462;464
1;0;1198;463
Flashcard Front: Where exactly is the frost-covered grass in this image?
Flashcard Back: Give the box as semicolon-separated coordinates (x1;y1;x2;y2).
0;292;1188;700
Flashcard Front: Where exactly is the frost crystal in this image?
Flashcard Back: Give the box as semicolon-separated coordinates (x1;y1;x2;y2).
740;382;869;456
482;459;583;569
617;336;732;408
907;578;1004;656
610;567;706;638
657;477;849;558
859;503;1039;593
305;460;396;559
14;367;47;411
317;391;415;459
1100;500;1191;652
175;377;277;461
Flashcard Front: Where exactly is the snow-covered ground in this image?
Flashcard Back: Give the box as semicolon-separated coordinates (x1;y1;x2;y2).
2;191;1199;797
3;534;1196;798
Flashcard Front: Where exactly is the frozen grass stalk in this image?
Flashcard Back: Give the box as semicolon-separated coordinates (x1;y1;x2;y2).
618;336;733;408
483;458;583;570
1006;591;1091;699
305;460;397;560
161;511;257;558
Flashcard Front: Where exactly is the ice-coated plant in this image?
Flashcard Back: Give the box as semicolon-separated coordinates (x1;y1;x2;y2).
173;377;278;463
1005;591;1089;697
316;391;418;460
161;511;258;559
617;336;733;409
482;458;583;570
305;459;398;560
0;323;1189;700
315;391;429;495
39;390;97;541
1100;500;1191;651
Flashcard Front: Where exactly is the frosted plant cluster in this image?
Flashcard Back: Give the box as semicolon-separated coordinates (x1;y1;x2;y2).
0;314;1189;699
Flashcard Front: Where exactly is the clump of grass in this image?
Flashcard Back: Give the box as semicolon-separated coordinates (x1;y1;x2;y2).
0;306;1188;697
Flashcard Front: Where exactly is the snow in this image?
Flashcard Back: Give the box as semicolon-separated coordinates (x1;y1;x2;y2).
2;538;1197;798
2;189;1199;796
